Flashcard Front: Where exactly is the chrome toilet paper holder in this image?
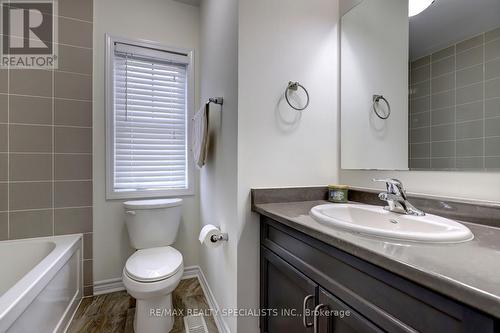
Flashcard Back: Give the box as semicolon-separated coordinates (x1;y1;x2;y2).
210;232;228;243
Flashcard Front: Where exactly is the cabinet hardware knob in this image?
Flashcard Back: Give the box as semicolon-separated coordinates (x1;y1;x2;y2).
302;295;314;328
313;304;327;333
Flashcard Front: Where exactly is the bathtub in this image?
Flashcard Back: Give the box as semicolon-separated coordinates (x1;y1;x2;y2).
0;234;83;333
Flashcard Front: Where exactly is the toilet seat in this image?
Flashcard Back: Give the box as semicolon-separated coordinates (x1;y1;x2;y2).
125;246;183;283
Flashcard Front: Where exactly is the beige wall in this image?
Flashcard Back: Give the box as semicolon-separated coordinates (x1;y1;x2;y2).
199;0;239;331
237;0;340;331
200;2;341;332
93;0;201;284
0;0;93;295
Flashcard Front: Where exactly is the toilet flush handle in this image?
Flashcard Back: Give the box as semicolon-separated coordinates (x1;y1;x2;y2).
125;210;136;215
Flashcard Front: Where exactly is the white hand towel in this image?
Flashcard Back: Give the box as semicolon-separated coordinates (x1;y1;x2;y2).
192;103;209;168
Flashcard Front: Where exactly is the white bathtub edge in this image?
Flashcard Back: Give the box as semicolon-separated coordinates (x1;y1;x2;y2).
59;295;83;333
0;234;83;332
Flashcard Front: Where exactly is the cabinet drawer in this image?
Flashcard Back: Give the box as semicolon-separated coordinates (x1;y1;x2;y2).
261;217;495;333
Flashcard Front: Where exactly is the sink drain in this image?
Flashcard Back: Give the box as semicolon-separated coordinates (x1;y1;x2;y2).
389;219;398;224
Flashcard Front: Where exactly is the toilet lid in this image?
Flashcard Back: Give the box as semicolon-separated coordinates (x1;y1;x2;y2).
125;247;183;282
123;198;183;210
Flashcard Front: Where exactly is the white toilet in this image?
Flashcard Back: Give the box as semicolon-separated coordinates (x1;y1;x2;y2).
122;198;184;333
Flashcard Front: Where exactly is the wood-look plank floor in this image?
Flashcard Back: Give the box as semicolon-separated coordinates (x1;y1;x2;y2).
67;278;218;333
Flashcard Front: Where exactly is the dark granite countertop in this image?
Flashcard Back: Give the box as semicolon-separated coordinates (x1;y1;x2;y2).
253;198;500;319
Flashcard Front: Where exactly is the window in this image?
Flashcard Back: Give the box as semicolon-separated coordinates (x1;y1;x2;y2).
106;36;194;199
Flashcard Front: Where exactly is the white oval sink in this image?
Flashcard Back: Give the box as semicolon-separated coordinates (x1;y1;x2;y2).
310;204;473;243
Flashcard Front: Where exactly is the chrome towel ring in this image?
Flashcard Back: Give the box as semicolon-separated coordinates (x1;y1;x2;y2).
372;94;391;119
285;81;310;111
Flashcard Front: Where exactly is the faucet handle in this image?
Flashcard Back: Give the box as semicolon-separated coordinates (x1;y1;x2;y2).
373;179;423;216
373;178;405;195
373;178;402;186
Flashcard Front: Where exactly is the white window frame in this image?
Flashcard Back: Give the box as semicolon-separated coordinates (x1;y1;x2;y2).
105;34;195;200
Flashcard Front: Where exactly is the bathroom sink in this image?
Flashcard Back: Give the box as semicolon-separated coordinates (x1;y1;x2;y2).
309;204;473;243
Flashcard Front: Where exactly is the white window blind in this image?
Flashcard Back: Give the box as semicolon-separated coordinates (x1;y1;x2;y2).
110;41;191;197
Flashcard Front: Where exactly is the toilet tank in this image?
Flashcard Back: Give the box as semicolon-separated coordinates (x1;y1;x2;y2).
123;198;183;249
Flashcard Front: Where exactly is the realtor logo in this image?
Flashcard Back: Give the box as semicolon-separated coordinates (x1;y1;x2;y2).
1;1;58;68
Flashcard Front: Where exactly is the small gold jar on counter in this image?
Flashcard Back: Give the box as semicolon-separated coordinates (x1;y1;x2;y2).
328;185;349;203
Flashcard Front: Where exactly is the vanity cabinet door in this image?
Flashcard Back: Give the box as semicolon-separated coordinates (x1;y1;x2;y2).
316;288;384;333
261;246;318;333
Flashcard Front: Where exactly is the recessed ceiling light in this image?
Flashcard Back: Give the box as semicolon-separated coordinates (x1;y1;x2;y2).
409;0;435;17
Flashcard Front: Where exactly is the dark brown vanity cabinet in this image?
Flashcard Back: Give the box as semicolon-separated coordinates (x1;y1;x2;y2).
261;247;382;333
259;217;498;333
261;246;317;333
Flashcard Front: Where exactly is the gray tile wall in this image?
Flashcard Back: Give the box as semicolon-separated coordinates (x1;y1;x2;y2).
0;0;93;296
409;26;500;170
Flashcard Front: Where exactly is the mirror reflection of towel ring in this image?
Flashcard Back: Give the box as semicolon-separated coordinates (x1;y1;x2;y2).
372;95;391;119
285;81;310;111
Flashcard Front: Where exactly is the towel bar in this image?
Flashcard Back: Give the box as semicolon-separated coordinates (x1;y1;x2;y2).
208;97;223;105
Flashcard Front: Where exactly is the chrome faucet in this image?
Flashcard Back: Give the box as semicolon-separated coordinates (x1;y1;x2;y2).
373;178;425;216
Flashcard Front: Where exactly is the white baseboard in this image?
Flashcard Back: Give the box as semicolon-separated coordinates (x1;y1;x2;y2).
190;266;231;333
182;265;199;279
92;266;230;333
93;277;125;295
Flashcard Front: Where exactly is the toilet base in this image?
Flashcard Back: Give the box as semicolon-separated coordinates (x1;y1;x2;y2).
134;294;174;333
122;249;183;333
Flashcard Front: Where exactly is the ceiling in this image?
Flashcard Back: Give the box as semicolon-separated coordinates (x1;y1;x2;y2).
410;0;500;60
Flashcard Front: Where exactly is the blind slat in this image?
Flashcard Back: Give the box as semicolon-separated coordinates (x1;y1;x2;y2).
115;62;187;73
115;71;186;83
115;77;186;89
115;83;186;94
117;160;186;165
116;131;185;137
116;106;185;114
116;150;186;155
115;112;185;121
116;95;185;105
115;100;185;108
117;154;185;159
115;60;187;72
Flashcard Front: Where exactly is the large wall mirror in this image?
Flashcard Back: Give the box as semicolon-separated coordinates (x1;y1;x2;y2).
340;0;500;171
